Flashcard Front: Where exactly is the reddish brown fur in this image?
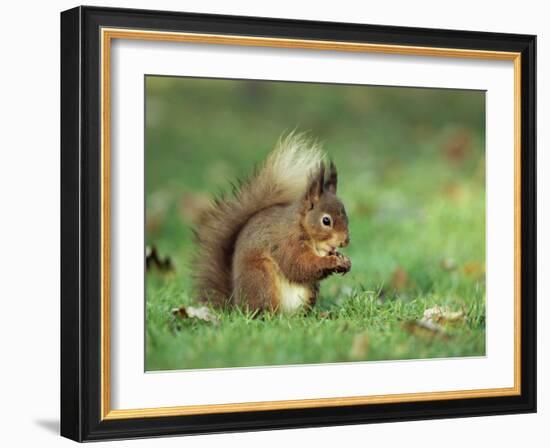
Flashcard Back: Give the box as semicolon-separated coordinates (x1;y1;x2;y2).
193;136;351;312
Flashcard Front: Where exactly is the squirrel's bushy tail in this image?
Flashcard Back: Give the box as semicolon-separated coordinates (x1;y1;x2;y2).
193;132;324;306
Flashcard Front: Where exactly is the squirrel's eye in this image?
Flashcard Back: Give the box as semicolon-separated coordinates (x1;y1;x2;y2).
322;215;332;227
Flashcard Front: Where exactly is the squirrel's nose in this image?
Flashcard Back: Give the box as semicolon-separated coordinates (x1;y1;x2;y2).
340;236;350;247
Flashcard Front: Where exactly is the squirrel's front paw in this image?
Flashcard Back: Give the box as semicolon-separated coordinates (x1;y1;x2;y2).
333;253;351;274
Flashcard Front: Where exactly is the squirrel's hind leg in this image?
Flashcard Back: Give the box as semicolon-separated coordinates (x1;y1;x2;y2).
232;251;281;313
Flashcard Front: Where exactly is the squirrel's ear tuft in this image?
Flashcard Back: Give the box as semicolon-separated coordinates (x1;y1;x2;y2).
303;162;325;209
325;160;338;194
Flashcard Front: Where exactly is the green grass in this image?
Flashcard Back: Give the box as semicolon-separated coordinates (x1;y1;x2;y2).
145;76;486;371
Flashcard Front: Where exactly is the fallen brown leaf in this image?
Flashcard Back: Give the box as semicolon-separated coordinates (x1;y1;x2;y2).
172;305;219;325
442;128;473;166
423;305;465;324
462;260;485;279
442;182;463;202
390;267;409;291
403;319;450;340
145;245;174;273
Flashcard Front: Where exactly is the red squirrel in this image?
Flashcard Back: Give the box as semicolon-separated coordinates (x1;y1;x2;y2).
193;133;351;313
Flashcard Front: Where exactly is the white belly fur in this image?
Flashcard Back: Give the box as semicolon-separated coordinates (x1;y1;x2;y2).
278;277;310;313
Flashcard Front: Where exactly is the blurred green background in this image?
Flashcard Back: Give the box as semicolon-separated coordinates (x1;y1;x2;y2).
145;76;486;371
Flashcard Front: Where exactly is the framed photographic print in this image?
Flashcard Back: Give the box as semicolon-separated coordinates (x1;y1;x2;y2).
60;6;536;441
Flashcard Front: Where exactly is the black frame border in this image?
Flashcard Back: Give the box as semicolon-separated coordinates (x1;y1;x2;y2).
61;5;536;442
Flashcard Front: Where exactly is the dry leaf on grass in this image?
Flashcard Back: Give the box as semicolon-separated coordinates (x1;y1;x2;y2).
404;304;465;340
172;305;219;326
145;245;174;273
390;267;409;291
423;305;465;324
403;319;450;340
442;182;464;202
442;128;473;166
349;332;370;360
462;260;485;279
